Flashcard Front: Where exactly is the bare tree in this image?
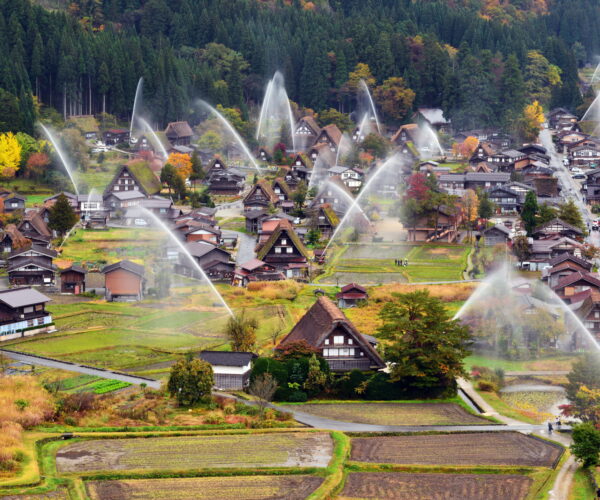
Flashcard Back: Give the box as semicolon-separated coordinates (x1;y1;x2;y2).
249;373;278;417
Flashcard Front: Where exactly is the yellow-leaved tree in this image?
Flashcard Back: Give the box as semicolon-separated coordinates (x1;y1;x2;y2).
462;189;479;241
0;132;21;180
167;152;192;181
520;101;545;142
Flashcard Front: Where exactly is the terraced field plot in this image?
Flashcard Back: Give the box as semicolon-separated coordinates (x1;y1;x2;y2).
291;403;488;425
86;475;323;500
0;490;69;500
350;432;561;467
56;432;333;473
339;472;532;500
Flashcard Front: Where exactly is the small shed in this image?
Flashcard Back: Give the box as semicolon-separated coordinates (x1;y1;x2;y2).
336;283;368;308
101;260;145;302
482;224;511;246
197;351;257;390
60;265;87;294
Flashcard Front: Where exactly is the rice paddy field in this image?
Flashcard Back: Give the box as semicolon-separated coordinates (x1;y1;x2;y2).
285;402;488;426
86;475;323;500
319;243;470;284
56;432;333;473
350;432;562;467
339;472;533;500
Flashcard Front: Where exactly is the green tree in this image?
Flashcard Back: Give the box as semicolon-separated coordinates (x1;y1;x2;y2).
317;108;353;132
478;190;495;221
160;163;176;194
377;290;472;394
198;130;223;152
167;354;214;406
512;235;531;266
292;180;308;213
306;227;321;245
303;354;328;395
173;174;187;202
189;150;205;189
225;311;258;352
500;54;527;127
537;203;557;225
48;193;78;237
521;190;539;235
399;198;424;242
558;199;586;233
361;133;390;159
524;50;562;106
571;423;600;468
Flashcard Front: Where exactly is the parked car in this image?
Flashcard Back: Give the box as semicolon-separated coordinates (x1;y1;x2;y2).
134;219;148;226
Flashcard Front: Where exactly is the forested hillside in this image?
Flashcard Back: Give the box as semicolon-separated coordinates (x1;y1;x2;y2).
1;0;599;135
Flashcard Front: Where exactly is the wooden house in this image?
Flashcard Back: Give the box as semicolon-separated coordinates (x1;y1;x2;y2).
174;241;234;282
413;108;451;133
272;178;294;213
532;218;583;240
256;220;309;279
197;351;257;390
541;254;593;288
232;258;285;287
104;163;162;197
336;283;368;308
469;142;496;164
406;206;460;243
102;260;145;302
7;245;57;286
312;203;339;239
243;179;279;212
526;237;584;270
176;220;221;245
312;124;342;154
0;225;29;254
256;147;271;162
103;128;130;145
309;179;353;216
208;170;246;196
2;194;26;213
0;287;54;342
60;265;86;294
294;115;321;151
276;296;385;372
285;154;312;187
482;224;511;246
548;108;578;130
487;185;522;214
165;121;193;146
17;210;53;247
552;272;600;301
391;124;419;145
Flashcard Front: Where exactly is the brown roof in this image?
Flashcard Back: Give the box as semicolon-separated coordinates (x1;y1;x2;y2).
19;210;51;238
297;115;320;136
272;177;292;197
391;123;419;144
256;220;309;261
165;121;193;139
2;224;30;249
319;124;342;147
553;271;600;291
277;296;384;368
245;179;279;205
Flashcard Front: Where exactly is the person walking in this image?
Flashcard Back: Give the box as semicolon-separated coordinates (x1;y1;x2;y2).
547;421;553;433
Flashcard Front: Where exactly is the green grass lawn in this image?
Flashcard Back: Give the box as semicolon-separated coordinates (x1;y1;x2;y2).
465;354;579;372
322;243;469;284
570;467;596;500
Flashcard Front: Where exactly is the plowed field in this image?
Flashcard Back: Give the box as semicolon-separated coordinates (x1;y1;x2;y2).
350;432;561;467
339;472;532;500
86;475;323;499
56;432;333;473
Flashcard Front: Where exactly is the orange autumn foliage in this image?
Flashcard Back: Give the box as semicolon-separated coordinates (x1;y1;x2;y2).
167;152;193;181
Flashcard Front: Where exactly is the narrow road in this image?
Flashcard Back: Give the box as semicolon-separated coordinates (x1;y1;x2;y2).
234;231;257;264
0;349;161;389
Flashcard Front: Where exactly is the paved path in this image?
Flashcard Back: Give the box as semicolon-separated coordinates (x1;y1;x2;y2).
505;370;569;377
234;231;257;264
0;349;161;389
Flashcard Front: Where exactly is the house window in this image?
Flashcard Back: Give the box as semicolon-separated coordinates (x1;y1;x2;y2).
324;339;329;345
23;306;33;313
286;247;293;253
275;247;282;254
281;239;287;245
27;319;34;327
333;335;344;344
595;312;600;319
348;338;353;345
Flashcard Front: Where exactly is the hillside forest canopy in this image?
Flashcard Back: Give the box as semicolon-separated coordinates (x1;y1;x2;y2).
0;0;597;136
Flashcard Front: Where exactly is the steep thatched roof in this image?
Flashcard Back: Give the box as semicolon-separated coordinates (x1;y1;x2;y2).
127;162;162;195
256;220;309;261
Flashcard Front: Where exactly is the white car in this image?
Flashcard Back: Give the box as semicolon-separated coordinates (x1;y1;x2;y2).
91;146;109;153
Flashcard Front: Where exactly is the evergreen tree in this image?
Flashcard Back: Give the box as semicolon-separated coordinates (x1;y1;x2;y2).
48;193;78;237
167;354;213;406
521;190;539;235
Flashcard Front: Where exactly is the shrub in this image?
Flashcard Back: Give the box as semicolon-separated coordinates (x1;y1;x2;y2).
287;390;308;402
58;392;97;414
204;413;225;425
477;380;498;392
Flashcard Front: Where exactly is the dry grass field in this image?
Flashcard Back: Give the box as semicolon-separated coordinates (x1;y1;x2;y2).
86;475;323;500
350;432;562;467
339;472;532;500
56;432;333;473
290;403;488;426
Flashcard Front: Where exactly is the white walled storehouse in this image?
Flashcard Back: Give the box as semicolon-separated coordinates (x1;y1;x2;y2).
197;351;257;390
